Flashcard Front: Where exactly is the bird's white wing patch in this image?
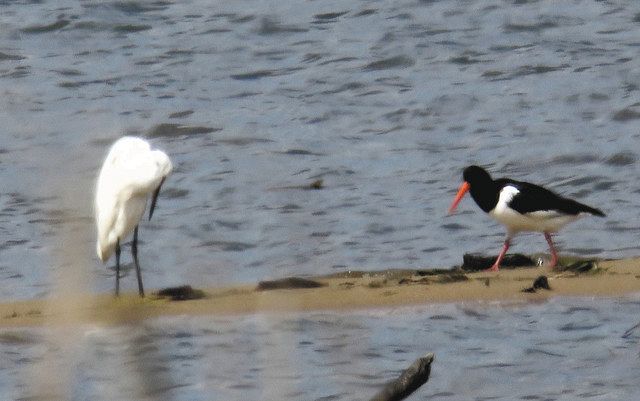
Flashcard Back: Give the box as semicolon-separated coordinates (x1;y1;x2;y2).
493;185;519;213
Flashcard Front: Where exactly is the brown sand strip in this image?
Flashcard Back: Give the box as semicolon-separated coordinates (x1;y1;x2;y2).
0;257;639;328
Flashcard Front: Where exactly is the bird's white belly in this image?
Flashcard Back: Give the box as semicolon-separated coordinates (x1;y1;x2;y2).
490;207;581;234
488;185;582;234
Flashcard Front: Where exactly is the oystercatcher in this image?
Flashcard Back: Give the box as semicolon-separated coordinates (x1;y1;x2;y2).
448;165;605;271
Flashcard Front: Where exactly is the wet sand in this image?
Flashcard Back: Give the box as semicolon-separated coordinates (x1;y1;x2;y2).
1;257;639;328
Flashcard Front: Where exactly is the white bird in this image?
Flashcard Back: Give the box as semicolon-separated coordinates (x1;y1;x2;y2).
95;136;172;297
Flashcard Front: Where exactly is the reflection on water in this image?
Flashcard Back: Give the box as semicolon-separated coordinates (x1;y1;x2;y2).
1;297;639;400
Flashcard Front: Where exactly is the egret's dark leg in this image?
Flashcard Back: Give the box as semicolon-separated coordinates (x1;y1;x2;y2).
132;226;145;297
115;239;121;296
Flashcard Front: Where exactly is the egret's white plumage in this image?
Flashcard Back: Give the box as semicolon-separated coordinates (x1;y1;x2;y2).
95;136;172;296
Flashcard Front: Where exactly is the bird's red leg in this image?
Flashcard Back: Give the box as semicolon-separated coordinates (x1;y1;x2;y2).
544;232;558;268
487;238;510;272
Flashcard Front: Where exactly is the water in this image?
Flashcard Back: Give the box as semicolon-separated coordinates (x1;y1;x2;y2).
2;0;640;398
2;0;640;298
1;298;639;400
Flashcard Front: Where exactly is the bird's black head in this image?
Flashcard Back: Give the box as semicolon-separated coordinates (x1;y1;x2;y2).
462;165;493;187
460;165;499;213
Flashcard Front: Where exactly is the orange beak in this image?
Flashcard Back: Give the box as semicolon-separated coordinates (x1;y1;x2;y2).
448;181;470;214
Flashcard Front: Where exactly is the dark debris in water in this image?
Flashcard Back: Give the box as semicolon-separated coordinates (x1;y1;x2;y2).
111;1;171;14
314;11;349;20
230;66;303;80
255;17;308;35
276;149;325;156
58;77;121;89
0;52;25;61
271;179;324;191
112;24;152;33
513;64;568;77
199;240;256;252
161;187;189;199
370;352;434;401
0;331;40;345
522;275;551;293
449;55;482;65
146;123;221;138
309;179;323;190
216;137;274;146
503;20;559;33
612;107;640;122
605;151;636;166
231;70;275;80
257;277;326;291
155;285;206;301
461;253;536;271
313;11;349;23
21;19;70;33
168;110;194;119
550;153;599;166
622;321;640;339
363;55;415;71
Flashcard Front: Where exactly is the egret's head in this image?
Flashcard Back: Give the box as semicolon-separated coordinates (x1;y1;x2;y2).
152;150;173;178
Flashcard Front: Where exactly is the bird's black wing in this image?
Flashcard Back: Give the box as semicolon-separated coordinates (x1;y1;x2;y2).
496;178;605;217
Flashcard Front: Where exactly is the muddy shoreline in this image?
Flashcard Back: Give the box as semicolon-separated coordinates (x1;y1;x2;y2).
1;256;639;328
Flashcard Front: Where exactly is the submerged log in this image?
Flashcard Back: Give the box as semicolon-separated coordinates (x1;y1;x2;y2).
369;352;435;401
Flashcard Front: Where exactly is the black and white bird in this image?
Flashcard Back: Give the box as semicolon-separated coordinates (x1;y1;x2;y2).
448;165;605;271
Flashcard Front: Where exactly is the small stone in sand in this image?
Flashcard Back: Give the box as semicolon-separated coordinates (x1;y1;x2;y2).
522;275;551;293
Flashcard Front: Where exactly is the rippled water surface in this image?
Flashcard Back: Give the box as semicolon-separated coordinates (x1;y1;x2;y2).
2;0;640;298
2;1;640;398
1;298;640;400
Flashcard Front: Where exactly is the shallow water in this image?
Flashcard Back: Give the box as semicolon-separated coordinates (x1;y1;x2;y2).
2;2;640;398
1;297;639;400
2;0;640;299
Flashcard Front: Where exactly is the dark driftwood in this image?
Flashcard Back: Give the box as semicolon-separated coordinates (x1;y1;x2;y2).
462;253;536;271
622;322;640;338
155;285;206;301
256;277;325;291
369;352;434;401
557;260;597;273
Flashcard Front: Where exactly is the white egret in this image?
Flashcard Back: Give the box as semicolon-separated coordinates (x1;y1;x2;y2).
95;136;172;297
